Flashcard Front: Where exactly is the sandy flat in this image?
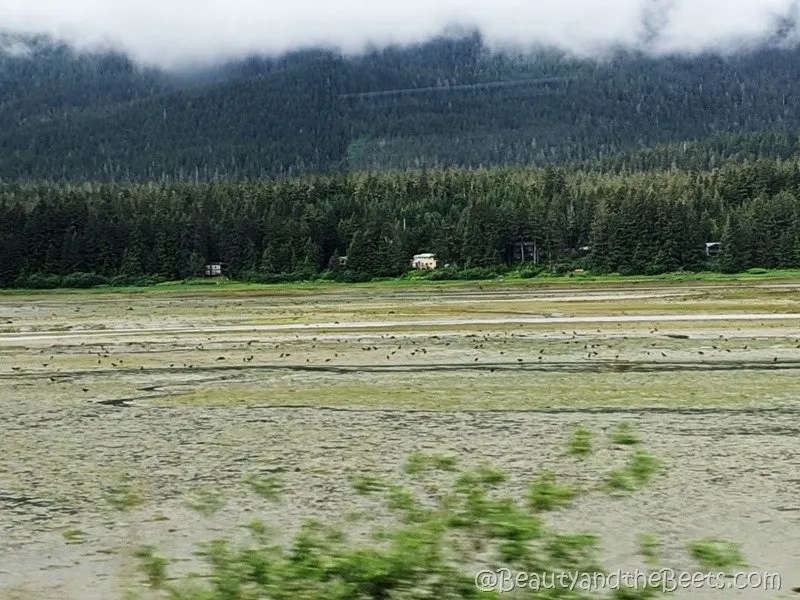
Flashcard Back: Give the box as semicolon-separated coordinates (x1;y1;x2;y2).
1;282;799;598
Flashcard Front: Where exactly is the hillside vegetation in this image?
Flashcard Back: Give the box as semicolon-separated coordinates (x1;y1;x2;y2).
4;32;800;180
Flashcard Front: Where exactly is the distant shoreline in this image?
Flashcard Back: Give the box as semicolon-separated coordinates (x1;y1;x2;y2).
3;269;800;296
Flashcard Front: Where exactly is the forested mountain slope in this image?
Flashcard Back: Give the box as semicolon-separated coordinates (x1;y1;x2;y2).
3;32;800;180
0;33;166;131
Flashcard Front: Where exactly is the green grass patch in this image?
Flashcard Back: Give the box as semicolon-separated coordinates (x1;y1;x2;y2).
611;422;641;446
150;513;170;522
628;450;662;486
163;368;800;412
606;469;638;493
104;477;143;512
528;470;577;512
244;519;270;537
242;474;284;502
606;449;663;493
403;452;459;475
568;426;593;457
688;538;746;571
184;487;227;517
639;533;661;566
133;545;170;589
348;473;388;496
7;268;800;297
62;528;87;545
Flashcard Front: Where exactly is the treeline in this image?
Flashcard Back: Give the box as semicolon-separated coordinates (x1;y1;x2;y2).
2;159;800;288
582;131;800;174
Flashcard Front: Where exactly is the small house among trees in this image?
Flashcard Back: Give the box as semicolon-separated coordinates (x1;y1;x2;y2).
507;239;538;264
411;254;437;270
205;262;228;277
705;242;722;257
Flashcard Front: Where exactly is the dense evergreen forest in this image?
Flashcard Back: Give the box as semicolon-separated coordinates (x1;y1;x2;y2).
5;31;800;180
4;32;800;288
2;156;800;288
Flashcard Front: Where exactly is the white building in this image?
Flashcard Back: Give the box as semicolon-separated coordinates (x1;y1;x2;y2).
411;253;438;270
205;262;226;277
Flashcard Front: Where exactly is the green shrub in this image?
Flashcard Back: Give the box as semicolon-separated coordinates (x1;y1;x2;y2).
688;538;746;571
458;266;504;280
137;427;679;600
243;271;299;284
548;262;574;276
639;533;661;565
386;486;416;513
403;453;429;475
628;450;662;487
109;274;166;287
340;270;373;283
348;473;387;496
184;487;227;516
611;422;640;446
606;449;662;493
134;275;168;286
528;470;576;512
243;474;284;502
569;426;593;457
431;455;458;471
517;265;545;279
606;469;638;493
61;271;109;288
62;528;87;545
425;267;460;281
424;266;507;281
104;476;143;511
109;274;138;287
16;272;63;289
403;452;459;475
544;533;601;571
134;546;169;588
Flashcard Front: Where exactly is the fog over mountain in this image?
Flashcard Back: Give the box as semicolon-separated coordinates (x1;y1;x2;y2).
2;0;800;68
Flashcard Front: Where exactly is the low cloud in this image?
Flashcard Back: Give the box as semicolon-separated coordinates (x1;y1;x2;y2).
1;0;798;68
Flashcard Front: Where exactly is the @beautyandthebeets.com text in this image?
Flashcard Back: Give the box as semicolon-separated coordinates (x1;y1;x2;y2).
474;568;783;594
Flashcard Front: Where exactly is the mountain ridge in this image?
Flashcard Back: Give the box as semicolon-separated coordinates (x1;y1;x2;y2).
3;32;800;180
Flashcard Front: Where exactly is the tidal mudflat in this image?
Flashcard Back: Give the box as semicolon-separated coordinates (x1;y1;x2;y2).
2;280;799;598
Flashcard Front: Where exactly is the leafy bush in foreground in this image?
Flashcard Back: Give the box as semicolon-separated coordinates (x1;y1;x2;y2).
129;426;704;599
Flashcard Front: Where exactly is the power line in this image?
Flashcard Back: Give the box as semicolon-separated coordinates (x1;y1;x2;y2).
339;76;574;100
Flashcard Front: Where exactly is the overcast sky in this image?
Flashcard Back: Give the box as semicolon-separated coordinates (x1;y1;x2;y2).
1;0;798;68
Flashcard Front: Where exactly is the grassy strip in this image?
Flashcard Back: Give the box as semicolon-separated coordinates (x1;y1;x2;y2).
3;269;800;298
